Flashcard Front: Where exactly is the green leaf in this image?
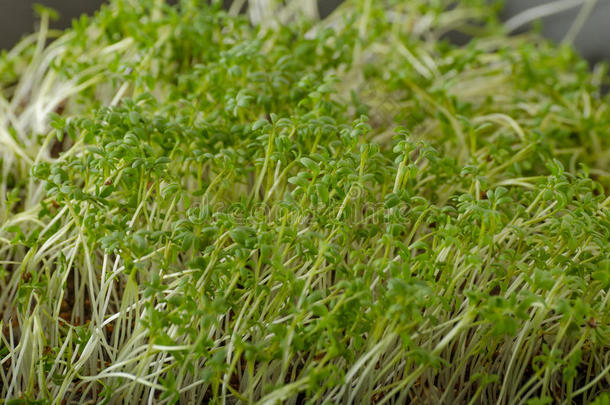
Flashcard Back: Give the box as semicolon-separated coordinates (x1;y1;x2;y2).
288;175;309;188
252;119;269;131
99;185;115;198
162;183;180;199
229;226;256;247
300;157;319;173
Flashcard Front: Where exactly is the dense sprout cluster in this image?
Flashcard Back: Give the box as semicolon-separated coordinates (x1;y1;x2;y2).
1;0;609;403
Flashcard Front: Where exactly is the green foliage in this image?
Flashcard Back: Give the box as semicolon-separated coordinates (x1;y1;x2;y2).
0;0;609;403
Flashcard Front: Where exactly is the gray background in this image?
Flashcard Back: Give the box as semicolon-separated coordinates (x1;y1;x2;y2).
503;0;610;65
0;0;104;49
0;0;608;63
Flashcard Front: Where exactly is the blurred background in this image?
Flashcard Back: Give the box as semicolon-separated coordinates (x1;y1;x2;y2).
0;0;608;64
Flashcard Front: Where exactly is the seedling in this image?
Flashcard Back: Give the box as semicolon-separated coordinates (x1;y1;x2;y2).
0;0;609;403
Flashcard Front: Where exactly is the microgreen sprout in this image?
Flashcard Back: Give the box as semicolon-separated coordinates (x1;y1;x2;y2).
1;0;609;404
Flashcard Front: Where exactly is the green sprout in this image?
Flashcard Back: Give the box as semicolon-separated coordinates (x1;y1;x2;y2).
0;0;609;403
